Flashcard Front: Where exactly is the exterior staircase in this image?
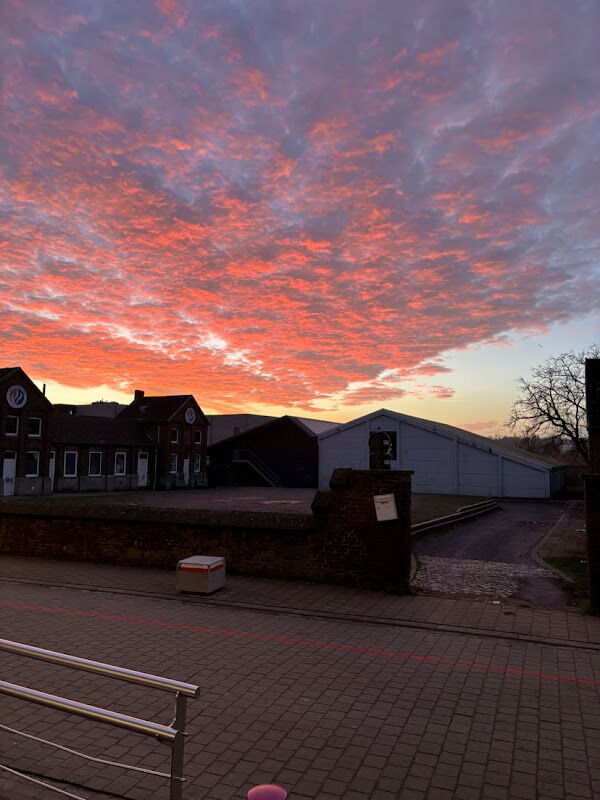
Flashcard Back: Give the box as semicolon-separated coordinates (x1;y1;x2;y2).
232;449;282;487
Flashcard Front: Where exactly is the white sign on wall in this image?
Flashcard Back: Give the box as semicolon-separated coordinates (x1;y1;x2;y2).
6;385;27;409
185;408;196;424
374;493;398;522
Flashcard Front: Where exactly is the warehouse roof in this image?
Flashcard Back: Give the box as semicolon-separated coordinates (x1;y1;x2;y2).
290;416;339;436
319;408;560;469
208;414;338;447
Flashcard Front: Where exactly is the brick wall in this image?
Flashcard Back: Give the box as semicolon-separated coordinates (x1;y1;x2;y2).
0;469;412;589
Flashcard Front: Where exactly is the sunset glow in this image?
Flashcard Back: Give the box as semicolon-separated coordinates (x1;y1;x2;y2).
2;1;599;432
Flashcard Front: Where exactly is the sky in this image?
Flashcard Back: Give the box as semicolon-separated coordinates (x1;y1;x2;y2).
2;0;599;435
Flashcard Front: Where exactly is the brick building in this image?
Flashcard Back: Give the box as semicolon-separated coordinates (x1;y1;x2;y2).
48;415;156;493
0;367;208;496
1;367;53;496
208;415;337;488
117;392;208;489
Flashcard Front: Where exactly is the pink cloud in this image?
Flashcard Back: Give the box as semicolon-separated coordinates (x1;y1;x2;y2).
0;0;598;412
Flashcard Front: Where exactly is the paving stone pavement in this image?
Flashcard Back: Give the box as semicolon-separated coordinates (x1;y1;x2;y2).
413;556;553;600
0;560;599;800
0;556;598;645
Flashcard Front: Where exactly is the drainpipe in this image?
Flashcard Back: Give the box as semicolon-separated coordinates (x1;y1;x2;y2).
153;425;159;491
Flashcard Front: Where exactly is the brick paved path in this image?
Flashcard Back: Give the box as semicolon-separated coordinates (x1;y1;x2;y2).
1;556;598;645
1;560;599;800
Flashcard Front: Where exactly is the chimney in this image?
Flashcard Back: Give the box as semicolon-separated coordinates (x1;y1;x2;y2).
134;389;145;401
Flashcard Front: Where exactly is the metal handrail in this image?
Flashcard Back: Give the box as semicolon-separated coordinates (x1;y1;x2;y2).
0;638;199;697
0;680;179;741
1;639;199;800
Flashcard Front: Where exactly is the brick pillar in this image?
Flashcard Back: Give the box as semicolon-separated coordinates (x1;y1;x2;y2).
312;468;413;590
585;359;600;611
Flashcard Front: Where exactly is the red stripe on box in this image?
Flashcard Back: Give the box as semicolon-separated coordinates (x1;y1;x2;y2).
179;566;209;572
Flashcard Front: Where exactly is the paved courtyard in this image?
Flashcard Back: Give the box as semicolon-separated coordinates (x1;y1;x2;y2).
413;501;571;605
39;487;318;514
0;557;599;800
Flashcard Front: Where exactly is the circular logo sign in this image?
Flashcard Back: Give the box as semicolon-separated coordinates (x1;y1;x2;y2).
185;408;196;424
6;385;27;409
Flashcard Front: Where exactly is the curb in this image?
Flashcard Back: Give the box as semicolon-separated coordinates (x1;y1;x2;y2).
410;554;418;582
411;498;499;536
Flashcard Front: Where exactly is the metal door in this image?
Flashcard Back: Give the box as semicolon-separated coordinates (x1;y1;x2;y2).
2;452;16;496
137;452;148;488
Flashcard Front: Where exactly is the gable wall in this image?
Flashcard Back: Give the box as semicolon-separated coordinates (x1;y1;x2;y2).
319;421;368;488
157;398;207;488
401;423;455;493
0;369;52;496
319;412;553;498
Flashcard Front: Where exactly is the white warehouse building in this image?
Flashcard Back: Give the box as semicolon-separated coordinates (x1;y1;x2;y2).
318;409;564;498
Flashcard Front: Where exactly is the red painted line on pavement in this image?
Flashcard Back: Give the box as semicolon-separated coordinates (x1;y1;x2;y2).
1;601;597;687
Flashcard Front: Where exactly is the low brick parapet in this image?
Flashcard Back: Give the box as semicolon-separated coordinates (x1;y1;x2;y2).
0;470;413;591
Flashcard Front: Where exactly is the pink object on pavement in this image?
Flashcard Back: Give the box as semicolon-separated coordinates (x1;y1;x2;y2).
247;785;288;800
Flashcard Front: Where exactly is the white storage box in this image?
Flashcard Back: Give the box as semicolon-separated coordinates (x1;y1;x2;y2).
176;555;226;594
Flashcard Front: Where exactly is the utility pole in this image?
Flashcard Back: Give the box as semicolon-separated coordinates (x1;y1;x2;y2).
585;359;600;612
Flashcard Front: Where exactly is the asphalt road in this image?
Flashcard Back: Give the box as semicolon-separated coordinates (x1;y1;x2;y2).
413;500;569;605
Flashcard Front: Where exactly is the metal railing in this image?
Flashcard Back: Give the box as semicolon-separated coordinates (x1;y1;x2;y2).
0;637;199;800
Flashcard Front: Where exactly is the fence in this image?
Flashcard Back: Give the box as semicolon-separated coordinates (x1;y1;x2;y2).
0;637;199;800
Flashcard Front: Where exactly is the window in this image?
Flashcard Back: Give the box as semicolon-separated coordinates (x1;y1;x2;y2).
192;454;201;473
5;416;18;436
25;451;39;477
170;428;179;443
169;453;178;473
114;452;126;475
89;451;102;476
64;451;78;477
194;429;202;445
28;417;41;437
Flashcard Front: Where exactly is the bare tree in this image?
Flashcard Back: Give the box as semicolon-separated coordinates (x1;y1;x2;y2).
508;345;600;462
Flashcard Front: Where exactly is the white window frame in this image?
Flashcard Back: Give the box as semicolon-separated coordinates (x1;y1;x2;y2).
170;428;179;444
25;451;40;477
28;417;42;437
64;451;78;477
89;451;102;477
194;429;202;445
114;451;126;476
5;416;18;437
169;453;178;474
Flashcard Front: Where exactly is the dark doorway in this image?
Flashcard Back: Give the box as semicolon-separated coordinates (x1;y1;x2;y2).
369;431;397;469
